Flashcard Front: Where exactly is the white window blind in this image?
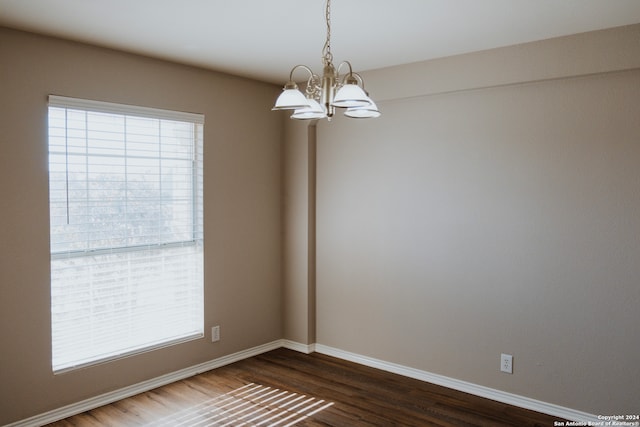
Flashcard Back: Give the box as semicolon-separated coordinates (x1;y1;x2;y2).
48;95;204;373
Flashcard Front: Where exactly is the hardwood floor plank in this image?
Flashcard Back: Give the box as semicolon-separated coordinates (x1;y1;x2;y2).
44;348;562;426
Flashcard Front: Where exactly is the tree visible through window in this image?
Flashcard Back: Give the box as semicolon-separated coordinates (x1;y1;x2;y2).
48;96;204;373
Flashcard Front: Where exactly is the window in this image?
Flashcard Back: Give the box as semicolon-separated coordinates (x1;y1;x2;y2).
48;96;204;373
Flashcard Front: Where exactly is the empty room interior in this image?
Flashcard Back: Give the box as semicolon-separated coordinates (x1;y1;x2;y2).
1;1;639;425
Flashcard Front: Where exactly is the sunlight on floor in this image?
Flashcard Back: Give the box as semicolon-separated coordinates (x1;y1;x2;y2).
146;383;334;426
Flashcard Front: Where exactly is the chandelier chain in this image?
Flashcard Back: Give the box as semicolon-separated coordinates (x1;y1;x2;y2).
322;0;333;66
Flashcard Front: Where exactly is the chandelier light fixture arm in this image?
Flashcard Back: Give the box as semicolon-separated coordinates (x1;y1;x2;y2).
335;60;355;79
287;64;317;82
272;0;380;120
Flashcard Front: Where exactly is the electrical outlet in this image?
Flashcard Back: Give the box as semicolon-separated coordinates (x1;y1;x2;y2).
211;325;220;342
500;353;513;374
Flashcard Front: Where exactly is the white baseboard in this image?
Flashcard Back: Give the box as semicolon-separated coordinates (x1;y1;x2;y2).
314;344;599;423
6;340;283;427
281;339;316;354
7;340;598;426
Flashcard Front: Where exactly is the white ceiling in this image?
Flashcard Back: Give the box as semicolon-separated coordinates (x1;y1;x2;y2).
1;0;640;85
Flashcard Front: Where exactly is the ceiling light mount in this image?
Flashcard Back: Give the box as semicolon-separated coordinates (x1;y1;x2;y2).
272;0;380;120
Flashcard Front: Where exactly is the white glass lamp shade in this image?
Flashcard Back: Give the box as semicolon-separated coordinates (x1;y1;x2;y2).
272;83;312;110
344;100;381;118
332;83;371;108
291;98;327;120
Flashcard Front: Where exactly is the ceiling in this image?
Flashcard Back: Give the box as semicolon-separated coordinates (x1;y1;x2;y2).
1;0;640;85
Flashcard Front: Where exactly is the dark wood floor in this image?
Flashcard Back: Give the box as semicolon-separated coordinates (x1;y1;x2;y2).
45;348;562;426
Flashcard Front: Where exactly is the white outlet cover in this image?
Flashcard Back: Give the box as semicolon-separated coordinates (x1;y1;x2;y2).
501;353;513;374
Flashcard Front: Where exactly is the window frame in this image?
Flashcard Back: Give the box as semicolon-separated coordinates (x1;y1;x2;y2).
48;95;205;373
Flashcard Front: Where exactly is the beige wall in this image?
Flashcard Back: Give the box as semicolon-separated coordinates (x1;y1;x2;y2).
282;121;316;344
0;27;283;425
314;24;640;415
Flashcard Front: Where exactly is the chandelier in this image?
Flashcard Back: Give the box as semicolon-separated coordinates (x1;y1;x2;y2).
272;0;381;120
